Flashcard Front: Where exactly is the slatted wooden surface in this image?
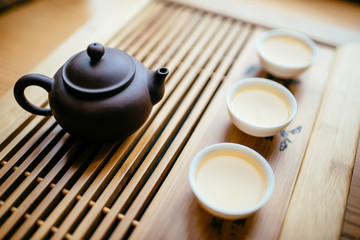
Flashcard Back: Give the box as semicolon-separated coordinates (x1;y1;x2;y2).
0;1;359;239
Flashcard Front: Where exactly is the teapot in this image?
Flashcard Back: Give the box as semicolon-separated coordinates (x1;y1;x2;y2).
14;42;169;141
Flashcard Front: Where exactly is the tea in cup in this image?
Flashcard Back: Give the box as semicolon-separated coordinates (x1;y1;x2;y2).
188;143;274;219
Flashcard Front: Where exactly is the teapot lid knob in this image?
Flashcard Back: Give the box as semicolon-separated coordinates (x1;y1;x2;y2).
87;42;104;63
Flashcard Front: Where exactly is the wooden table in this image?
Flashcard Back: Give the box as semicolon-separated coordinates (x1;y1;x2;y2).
0;0;359;239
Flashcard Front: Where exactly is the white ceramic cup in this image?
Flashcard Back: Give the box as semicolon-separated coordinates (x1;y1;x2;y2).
188;143;275;219
226;78;297;137
256;29;317;79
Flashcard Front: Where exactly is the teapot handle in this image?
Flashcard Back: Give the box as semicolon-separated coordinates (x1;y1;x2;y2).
14;74;53;116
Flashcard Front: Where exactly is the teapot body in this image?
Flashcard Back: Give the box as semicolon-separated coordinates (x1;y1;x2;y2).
49;59;153;141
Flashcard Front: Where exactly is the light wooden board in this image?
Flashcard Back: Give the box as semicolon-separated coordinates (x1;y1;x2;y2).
0;0;359;239
280;43;360;240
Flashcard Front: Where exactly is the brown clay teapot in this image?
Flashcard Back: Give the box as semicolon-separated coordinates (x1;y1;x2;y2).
14;42;169;141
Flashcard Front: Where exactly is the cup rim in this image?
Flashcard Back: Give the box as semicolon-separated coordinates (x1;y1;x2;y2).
226;77;297;131
256;28;318;70
188;142;275;218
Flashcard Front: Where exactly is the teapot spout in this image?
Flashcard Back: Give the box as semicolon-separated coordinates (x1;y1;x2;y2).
148;67;169;105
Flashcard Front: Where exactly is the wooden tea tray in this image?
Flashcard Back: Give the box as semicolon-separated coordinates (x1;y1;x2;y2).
1;0;360;239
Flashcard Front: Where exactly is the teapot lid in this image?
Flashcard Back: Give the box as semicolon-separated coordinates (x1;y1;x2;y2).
62;42;135;97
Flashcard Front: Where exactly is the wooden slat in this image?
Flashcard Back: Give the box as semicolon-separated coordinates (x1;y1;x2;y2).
280;43;360;240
